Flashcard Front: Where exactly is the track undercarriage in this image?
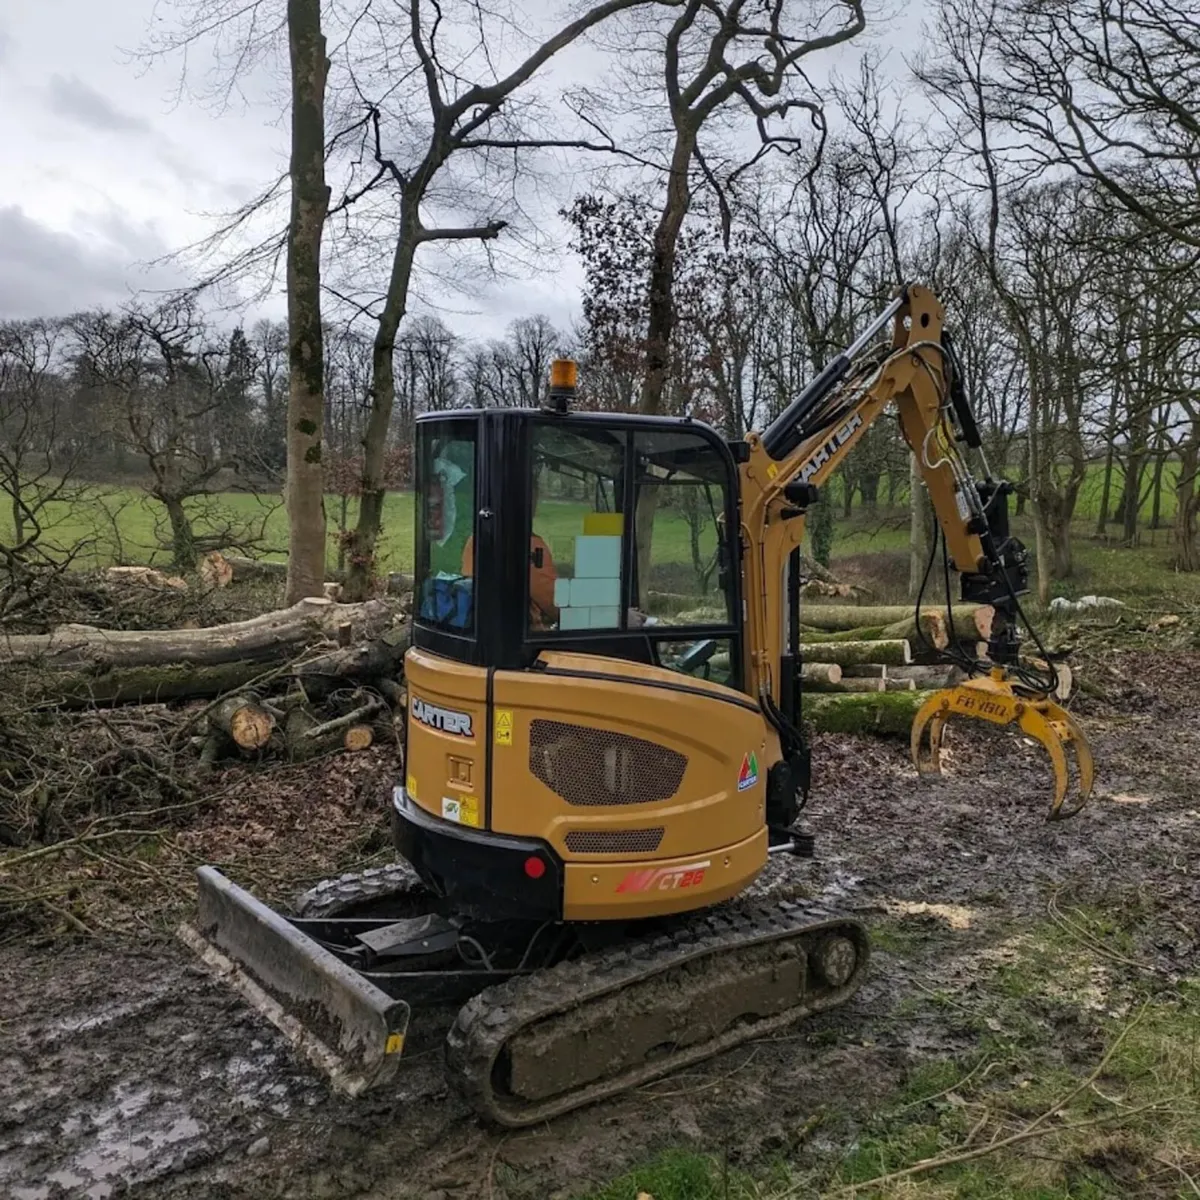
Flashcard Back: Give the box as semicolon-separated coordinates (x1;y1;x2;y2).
186;863;869;1128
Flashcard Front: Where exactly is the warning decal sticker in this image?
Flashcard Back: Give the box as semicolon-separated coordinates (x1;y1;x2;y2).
494;709;513;746
737;751;759;792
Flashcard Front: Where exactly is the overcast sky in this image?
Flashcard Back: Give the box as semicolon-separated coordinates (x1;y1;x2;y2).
0;0;925;342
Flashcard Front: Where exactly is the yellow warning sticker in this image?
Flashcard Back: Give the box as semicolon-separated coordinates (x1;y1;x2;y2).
494;709;514;746
385;1032;405;1055
406;773;418;800
767;462;779;479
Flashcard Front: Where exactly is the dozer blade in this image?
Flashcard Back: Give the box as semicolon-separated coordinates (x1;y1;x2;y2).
179;866;410;1095
911;670;1094;820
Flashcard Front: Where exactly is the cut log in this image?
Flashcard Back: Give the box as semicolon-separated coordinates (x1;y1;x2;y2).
295;624;411;702
880;613;948;650
0;597;395;707
802;690;934;736
103;565;188;591
801;604;993;638
800;625;888;643
884;677;917;692
199;552;235;590
805;676;886;694
1029;658;1074;702
343;724;374;752
887;664;968;689
210;692;275;750
222;555;289;582
799;662;843;687
286;698;386;761
841;664;887;679
801;639;912;667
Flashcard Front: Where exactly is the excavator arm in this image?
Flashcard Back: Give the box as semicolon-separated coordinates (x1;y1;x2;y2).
738;285;1093;820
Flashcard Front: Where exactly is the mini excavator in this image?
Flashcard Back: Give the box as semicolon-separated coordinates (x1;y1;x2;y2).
186;285;1093;1127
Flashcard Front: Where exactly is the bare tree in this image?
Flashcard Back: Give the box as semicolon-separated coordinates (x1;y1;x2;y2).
73;302;274;571
993;0;1200;252
620;0;867;418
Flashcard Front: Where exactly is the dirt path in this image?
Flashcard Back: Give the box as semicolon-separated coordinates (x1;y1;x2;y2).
2;652;1196;1199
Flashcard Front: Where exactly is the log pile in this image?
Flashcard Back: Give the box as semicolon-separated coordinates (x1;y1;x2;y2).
0;595;414;772
795;600;1072;733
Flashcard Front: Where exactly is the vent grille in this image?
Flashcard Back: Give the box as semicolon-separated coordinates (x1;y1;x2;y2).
565;828;665;854
529;720;687;807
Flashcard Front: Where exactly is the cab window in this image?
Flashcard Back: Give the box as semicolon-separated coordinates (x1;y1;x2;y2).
528;423;626;634
415;423;477;633
633;429;737;686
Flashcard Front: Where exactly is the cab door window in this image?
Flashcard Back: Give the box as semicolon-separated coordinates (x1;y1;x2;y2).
528;423;626;634
632;429;738;686
415;424;477;633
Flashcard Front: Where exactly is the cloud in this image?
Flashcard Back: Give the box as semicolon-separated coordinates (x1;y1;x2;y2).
44;74;152;136
0;206;181;318
0;24;11;66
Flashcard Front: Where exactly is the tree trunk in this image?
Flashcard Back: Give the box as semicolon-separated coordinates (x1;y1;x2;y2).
343;197;422;601
163;494;198;572
1149;440;1166;532
210;693;276;751
799;604;990;637
1096;392;1118;535
1049;508;1073;578
638;131;695;417
0;597;393;707
800;639;912;667
799;662;843;687
1174;441;1200;572
908;458;934;598
1119;453;1143;547
284;0;331;606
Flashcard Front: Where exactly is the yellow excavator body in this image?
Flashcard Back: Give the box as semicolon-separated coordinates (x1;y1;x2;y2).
404;647;770;921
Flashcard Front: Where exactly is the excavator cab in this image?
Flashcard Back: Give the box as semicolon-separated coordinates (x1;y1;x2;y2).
413;409;744;680
404;407;767;926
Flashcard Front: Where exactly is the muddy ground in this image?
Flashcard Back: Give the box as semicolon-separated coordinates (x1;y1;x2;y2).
1;650;1197;1199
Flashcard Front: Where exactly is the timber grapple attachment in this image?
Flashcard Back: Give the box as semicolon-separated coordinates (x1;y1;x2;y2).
911;668;1095;820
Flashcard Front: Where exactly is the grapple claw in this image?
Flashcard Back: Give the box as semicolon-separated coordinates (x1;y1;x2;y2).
908;668;1094;820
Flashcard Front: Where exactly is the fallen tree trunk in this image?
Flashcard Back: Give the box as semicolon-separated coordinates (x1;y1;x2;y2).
801;639;912;667
841;664;887;679
880;613;948;650
221;555;412;598
801;604;992;638
802;690;933;736
221;555;289;582
1;597;395;707
800;625;888;644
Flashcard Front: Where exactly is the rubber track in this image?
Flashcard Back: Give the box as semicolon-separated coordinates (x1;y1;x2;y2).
445;899;868;1127
292;863;428;920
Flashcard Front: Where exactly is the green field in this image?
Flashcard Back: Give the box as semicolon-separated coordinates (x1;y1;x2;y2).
4;480;1195;606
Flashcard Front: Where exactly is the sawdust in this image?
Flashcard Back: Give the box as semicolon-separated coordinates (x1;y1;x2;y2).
884;900;977;929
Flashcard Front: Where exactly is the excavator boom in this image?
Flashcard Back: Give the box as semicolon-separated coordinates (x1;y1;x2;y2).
738;285;1094;819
